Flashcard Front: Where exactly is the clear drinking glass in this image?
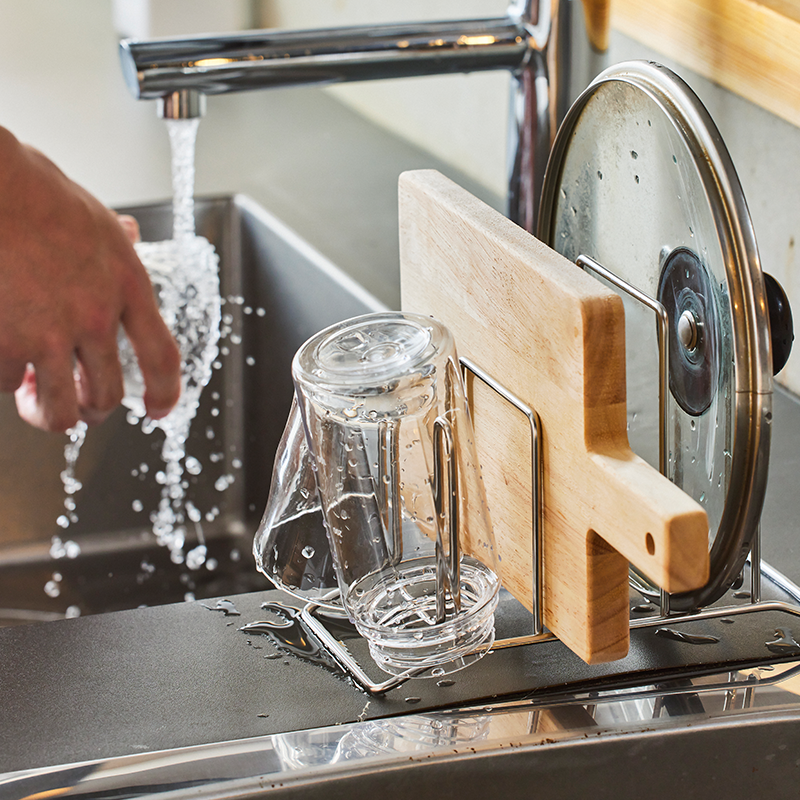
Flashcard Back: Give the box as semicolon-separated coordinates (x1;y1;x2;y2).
255;311;499;676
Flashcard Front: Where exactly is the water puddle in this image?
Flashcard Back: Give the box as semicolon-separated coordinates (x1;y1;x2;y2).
765;627;800;656
240;602;346;678
655;627;720;645
201;598;241;617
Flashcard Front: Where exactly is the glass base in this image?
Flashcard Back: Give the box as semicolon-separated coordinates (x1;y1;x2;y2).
349;556;499;677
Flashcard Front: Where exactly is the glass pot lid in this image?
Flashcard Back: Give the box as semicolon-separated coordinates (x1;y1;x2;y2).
538;61;772;611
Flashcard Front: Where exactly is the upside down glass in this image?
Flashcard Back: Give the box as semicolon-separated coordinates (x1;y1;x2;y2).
255;311;499;676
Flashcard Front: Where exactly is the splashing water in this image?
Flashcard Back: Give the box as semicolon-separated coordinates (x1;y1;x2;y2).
53;421;87;556
125;117;222;564
56;116;221;577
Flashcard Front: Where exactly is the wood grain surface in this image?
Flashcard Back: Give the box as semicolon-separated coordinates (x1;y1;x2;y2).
399;170;709;664
614;0;800;131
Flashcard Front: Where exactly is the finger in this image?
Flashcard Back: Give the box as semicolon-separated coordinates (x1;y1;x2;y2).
0;358;27;393
74;339;124;426
116;214;141;244
14;360;80;432
121;285;181;420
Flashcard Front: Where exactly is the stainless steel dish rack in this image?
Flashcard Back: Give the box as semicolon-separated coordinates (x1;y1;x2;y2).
293;254;800;695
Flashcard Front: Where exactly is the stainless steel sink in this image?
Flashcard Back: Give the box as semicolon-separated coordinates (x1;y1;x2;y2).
0;194;383;626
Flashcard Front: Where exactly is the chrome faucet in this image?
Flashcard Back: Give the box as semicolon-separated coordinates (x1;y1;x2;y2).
119;0;609;231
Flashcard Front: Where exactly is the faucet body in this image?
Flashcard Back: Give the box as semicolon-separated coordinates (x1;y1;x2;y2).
120;1;608;231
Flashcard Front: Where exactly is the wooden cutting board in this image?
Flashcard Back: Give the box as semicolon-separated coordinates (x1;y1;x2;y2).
399;170;709;664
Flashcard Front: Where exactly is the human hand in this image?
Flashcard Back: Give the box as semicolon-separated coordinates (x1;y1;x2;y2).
0;126;181;432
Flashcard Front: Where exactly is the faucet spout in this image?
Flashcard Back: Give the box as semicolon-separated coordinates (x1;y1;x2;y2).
119;2;608;230
156;89;206;120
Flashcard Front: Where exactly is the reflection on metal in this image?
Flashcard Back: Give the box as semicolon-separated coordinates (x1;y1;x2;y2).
433;415;461;621
120;1;609;227
9;658;800;799
540;62;772;611
156;89;206;119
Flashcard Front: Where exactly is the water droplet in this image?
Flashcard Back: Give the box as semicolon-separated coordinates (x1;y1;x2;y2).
65;605;81;619
132;499;144;512
246;356;256;366
183;501;200;523
215;475;234;491
301;545;315;559
405;697;421;704
44;579;61;598
185;456;203;475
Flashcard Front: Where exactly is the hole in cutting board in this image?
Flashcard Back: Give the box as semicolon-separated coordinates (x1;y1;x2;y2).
646;532;656;555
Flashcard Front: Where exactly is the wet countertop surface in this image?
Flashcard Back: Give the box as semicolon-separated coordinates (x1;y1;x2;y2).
3;580;800;774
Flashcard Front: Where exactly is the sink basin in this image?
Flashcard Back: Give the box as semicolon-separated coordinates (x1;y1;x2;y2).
0;194;383;626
